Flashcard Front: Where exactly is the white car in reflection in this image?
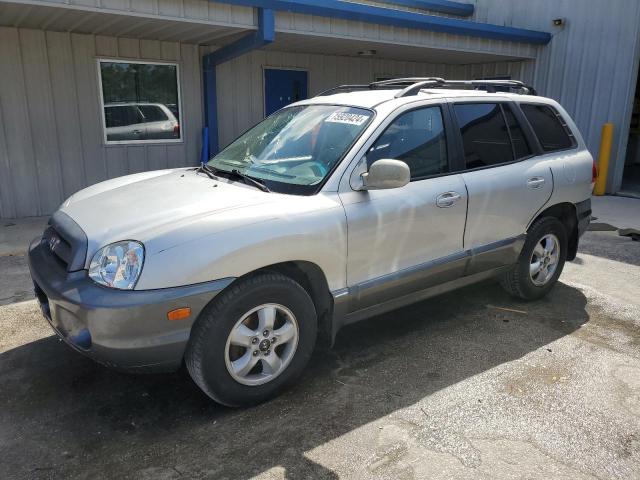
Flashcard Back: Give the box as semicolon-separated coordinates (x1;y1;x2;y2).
104;102;180;141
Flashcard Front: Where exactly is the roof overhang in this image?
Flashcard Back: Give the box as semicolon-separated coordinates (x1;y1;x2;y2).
214;0;551;45
0;0;254;46
267;30;535;63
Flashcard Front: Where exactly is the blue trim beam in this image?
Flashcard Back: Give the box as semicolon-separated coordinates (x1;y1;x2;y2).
381;0;473;17
214;0;550;45
202;8;275;157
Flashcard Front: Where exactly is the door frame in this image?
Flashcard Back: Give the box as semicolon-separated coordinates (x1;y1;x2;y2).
262;66;309;117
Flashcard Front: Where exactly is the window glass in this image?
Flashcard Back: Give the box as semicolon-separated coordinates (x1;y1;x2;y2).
454;103;513;169
209;105;373;194
104;105;143;128
99;61;180;142
520;104;575;152
139;105;169;122
367;106;448;179
502;105;532;159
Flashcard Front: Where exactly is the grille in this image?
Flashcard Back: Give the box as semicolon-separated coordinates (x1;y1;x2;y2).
42;211;88;272
43;226;72;270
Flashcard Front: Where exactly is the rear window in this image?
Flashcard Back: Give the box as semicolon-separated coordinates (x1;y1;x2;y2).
520;104;576;152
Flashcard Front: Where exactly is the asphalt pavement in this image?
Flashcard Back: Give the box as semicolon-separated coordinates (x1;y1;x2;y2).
0;204;639;479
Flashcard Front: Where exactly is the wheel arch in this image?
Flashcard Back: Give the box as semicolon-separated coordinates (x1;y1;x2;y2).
223;260;335;349
528;202;579;260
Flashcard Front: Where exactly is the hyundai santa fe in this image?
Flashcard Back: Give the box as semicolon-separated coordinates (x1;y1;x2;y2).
28;78;594;406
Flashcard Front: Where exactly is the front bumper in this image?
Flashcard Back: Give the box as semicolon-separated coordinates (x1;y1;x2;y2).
28;237;233;372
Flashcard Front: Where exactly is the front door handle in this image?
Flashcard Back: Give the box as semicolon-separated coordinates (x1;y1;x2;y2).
526;177;546;189
436;191;462;208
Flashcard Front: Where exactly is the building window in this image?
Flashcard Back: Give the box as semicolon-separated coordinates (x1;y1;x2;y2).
98;60;181;144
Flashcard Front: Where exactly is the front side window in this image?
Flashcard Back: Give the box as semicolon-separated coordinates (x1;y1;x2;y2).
208;105;373;195
99;60;181;143
520;104;576;152
367;106;448;180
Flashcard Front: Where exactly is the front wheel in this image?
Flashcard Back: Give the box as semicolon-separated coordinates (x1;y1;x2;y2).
500;217;568;301
185;273;317;407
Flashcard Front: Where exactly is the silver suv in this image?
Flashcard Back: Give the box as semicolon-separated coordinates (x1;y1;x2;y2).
29;78;594;406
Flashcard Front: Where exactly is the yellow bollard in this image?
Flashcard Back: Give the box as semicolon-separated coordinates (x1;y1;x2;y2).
594;123;614;196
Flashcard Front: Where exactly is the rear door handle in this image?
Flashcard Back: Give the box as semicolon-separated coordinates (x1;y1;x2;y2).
526;177;546;189
436;191;462;208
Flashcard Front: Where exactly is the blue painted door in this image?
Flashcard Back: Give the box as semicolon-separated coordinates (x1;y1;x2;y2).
264;69;308;116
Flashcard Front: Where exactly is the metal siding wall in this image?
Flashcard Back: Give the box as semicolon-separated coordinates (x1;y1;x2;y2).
0;26;203;218
271;0;640;191
470;0;640;191
274;11;539;60
16;0;255;26
209;46;527;148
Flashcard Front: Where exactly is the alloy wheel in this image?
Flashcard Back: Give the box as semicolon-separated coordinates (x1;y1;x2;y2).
529;233;560;286
224;303;299;386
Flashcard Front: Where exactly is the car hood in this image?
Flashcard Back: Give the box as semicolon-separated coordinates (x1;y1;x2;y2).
61;168;291;263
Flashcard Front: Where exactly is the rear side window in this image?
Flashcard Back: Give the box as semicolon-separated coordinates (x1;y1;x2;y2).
454;103;513;169
104;105;143;128
139;105;169;122
520;104;576;152
502;105;532;159
367;106;448;179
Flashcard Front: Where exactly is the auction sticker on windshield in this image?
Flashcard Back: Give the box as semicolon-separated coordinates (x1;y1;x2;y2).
325;111;370;126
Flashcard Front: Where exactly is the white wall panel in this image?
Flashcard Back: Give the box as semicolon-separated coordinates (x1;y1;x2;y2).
0;26;204;218
210;46;527;148
468;0;640;191
11;0;254;26
273;0;640;191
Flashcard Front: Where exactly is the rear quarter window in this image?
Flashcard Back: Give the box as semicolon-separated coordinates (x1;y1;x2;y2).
520;104;576;152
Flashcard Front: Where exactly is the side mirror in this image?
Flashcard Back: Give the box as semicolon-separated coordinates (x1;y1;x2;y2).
361;159;410;190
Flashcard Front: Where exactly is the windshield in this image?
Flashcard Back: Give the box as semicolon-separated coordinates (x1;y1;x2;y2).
208;105;373;194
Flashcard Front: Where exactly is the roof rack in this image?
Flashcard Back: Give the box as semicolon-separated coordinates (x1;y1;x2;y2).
316;77;536;98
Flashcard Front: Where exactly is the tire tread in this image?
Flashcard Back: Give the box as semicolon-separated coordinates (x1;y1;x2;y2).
500;216;567;301
185;272;314;406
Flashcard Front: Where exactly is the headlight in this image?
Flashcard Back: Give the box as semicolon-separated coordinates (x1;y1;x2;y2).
88;241;145;290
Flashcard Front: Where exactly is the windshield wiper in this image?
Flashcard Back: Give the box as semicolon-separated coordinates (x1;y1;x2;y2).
196;163;270;192
229;169;271;193
196;163;219;180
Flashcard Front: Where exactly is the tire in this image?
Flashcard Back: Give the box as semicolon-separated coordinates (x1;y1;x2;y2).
500;217;568;301
185;272;317;407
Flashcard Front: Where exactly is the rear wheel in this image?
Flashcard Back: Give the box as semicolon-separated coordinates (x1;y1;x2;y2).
500;217;568;301
185;273;317;407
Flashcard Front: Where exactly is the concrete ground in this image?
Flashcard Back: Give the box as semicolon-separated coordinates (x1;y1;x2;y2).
1;198;639;479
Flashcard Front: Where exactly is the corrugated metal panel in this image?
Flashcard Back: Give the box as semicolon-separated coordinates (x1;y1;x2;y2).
209;46;526;148
4;0;255;26
467;0;640;191
0;1;254;44
0;27;40;218
0;26;204;218
274;10;539;60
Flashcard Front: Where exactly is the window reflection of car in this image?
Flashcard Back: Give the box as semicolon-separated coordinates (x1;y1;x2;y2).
104;103;180;141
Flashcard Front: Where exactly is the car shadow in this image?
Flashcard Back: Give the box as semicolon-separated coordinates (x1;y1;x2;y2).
577;229;640;266
0;281;589;479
